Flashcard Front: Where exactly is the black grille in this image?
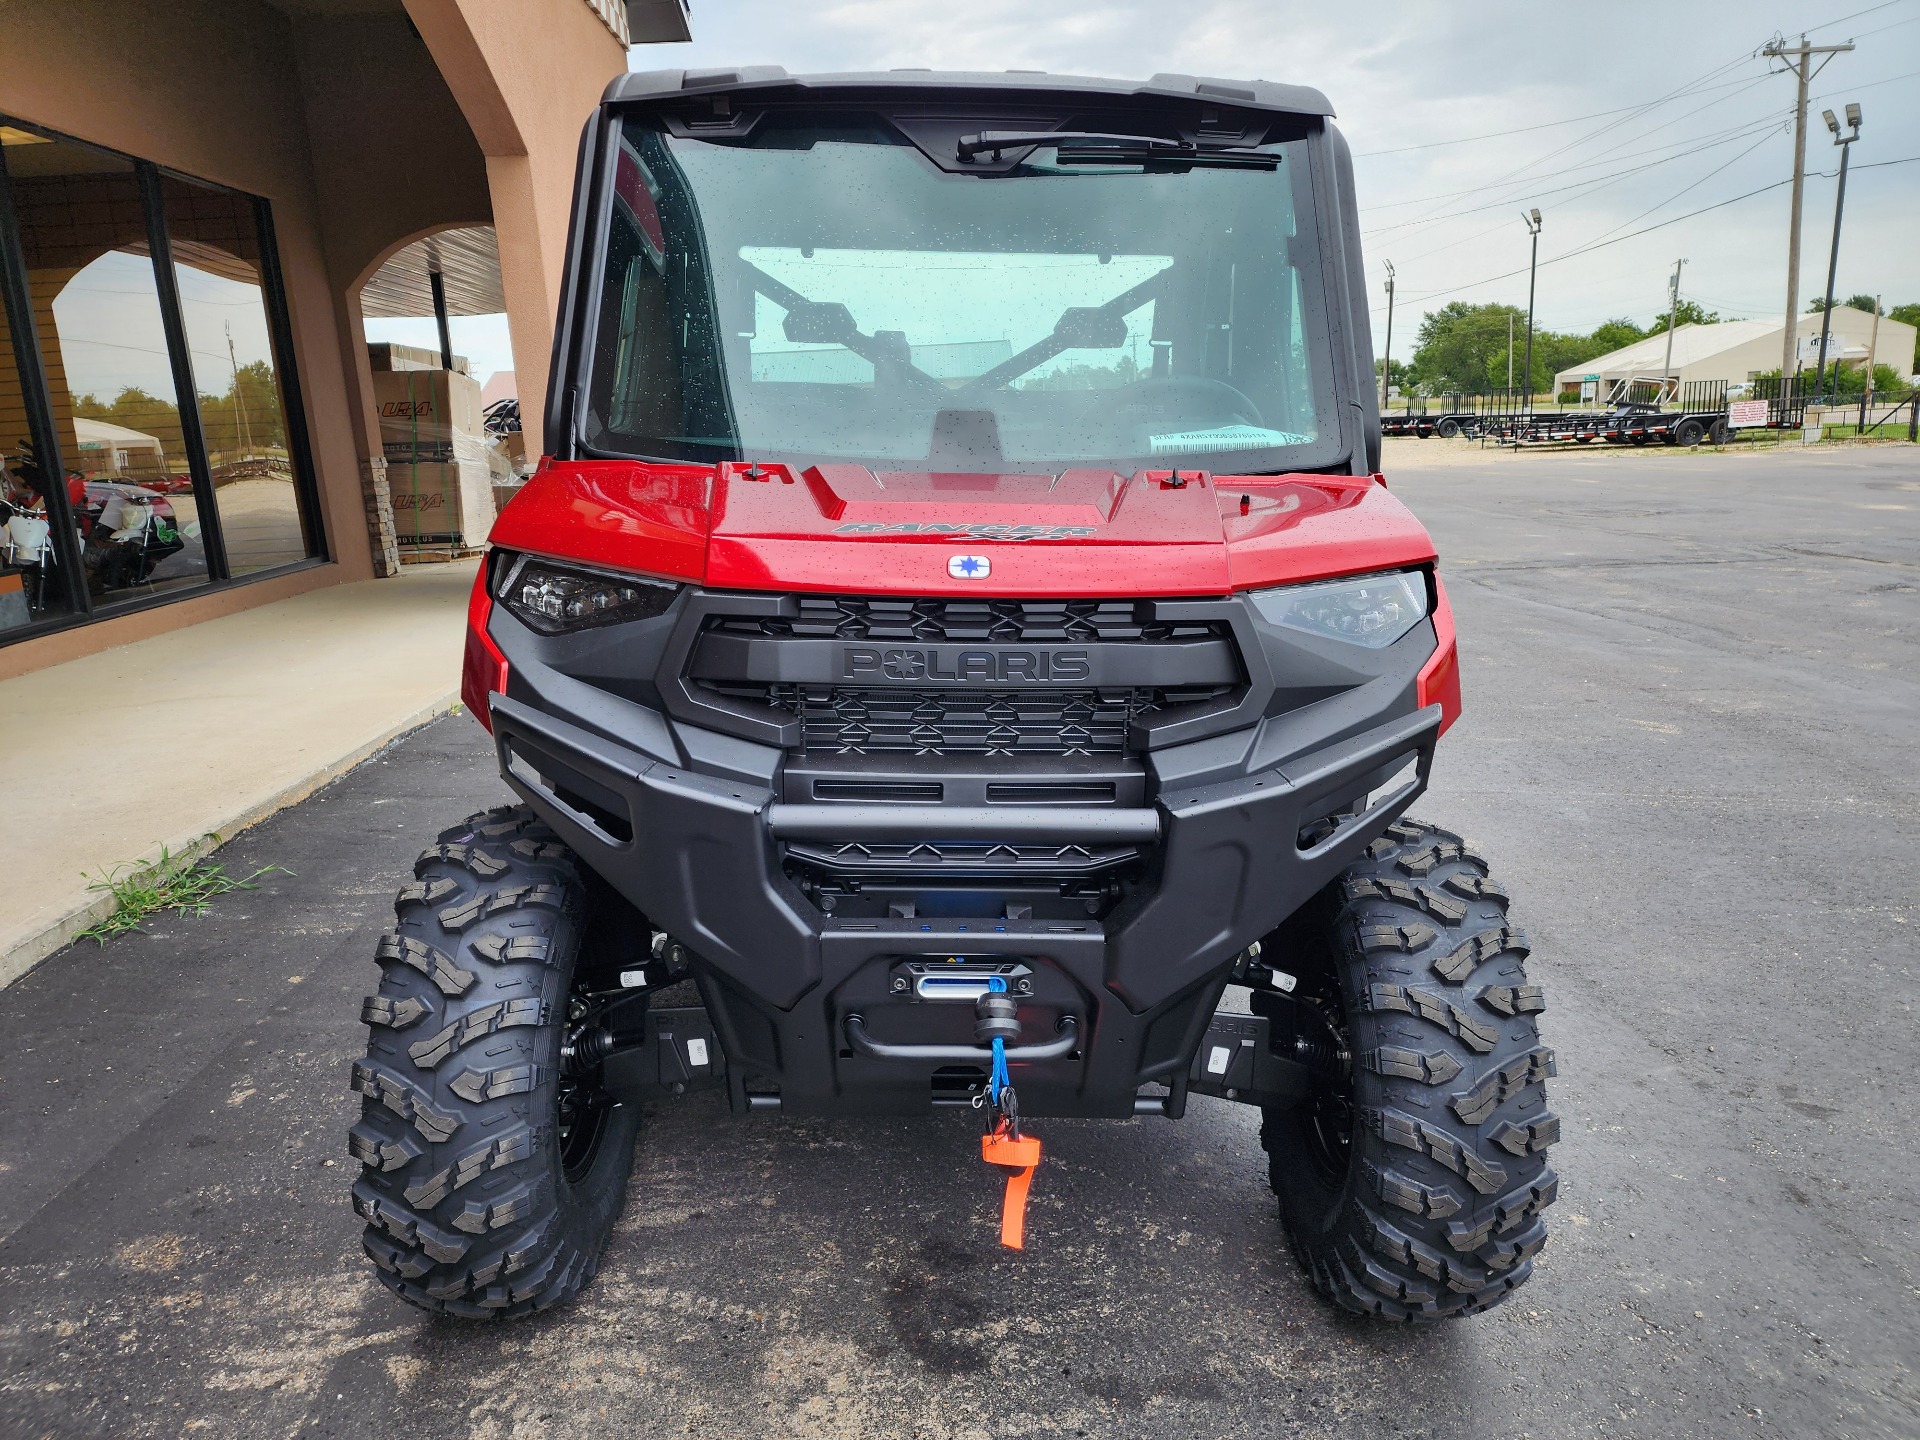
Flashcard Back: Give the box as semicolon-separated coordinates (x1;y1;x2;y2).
710;596;1224;645
690;594;1241;756
719;684;1230;756
784;837;1142;874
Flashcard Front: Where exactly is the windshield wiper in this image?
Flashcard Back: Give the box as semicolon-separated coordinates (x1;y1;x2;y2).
956;130;1279;170
958;130;1184;162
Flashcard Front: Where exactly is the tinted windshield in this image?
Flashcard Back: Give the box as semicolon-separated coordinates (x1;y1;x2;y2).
582;110;1336;473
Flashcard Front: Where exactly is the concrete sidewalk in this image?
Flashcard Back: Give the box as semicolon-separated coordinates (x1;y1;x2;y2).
0;560;479;986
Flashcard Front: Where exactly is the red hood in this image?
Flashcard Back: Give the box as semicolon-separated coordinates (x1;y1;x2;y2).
490;460;1436;596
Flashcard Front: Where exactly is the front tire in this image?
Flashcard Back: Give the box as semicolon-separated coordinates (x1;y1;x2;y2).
349;805;638;1318
1259;818;1557;1321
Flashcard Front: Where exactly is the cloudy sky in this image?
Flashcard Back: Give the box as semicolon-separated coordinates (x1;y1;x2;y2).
630;0;1919;355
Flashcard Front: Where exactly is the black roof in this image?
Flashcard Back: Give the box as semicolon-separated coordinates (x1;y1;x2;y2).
604;66;1334;119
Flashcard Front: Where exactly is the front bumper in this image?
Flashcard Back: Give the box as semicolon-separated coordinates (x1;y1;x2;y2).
490;690;1439;1116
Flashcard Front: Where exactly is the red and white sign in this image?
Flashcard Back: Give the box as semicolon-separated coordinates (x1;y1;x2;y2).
1727;399;1770;429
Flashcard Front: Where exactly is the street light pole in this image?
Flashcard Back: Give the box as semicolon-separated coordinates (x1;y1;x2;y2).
1380;260;1395;411
1521;208;1541;409
1813;102;1862;396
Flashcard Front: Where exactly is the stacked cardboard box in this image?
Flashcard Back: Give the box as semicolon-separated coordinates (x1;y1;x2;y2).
373;368;494;550
367;342;470;376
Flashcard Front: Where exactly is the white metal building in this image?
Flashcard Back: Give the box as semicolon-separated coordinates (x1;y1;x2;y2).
1554;305;1915;400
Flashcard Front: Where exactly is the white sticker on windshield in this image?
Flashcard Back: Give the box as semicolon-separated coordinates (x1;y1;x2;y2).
1149;424;1313;454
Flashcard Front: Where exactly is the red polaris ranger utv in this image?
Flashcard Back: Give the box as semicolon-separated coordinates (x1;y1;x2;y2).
349;67;1557;1323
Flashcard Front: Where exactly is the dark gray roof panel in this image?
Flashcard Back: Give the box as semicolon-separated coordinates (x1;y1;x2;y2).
605;67;1334;119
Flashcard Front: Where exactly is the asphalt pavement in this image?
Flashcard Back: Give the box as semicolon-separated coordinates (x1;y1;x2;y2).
1;440;1915;1440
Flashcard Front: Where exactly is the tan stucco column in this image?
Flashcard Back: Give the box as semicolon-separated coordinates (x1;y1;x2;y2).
401;0;627;461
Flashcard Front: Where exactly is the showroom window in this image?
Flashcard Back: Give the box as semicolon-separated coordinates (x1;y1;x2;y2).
0;118;323;642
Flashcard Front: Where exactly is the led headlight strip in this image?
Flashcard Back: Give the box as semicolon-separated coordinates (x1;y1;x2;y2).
495;553;681;635
1248;571;1430;649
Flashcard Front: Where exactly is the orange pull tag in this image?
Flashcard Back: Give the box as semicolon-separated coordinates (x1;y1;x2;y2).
982;1127;1042;1250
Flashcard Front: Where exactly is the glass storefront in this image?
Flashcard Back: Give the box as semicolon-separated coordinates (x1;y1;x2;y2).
0;118;322;642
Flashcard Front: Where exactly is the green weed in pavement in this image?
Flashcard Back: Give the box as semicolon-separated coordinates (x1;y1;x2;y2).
78;843;287;943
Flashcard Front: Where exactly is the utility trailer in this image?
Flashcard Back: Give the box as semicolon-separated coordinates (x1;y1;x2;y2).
1380;391;1517;439
1479;379;1732;448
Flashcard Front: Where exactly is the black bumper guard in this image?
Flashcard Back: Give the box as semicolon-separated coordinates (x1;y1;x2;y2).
489;692;1440;1116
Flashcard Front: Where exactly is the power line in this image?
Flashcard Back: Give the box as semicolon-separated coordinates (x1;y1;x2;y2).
1363;113;1787;236
1348;0;1911;163
1564;130;1780;252
1369;155;1920;315
1350;74;1766;158
1462;0;1905;197
1360;109;1788;213
1384;55;1765;234
1380;126;1783;277
1803;0;1916;36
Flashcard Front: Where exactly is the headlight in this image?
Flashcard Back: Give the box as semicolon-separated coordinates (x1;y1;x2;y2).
1249;571;1429;649
496;554;680;635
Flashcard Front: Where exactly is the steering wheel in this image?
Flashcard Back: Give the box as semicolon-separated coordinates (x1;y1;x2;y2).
1083;375;1266;431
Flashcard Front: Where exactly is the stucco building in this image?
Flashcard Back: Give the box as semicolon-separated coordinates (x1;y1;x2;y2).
0;0;690;678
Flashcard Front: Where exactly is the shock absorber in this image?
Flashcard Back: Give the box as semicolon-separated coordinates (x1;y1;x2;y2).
562;1027;617;1076
1291;1030;1351;1078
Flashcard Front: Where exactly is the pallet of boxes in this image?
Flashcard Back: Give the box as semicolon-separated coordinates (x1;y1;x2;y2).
371;345;498;562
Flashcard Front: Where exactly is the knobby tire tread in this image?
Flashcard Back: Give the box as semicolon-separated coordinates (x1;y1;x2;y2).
1260;817;1557;1322
349;804;637;1319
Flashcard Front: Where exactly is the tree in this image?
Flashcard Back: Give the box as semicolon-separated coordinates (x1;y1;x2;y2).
1807;295;1880;313
1482;330;1589;396
70;387;187;464
1644;299;1718;335
1406;301;1528;394
1826;362;1908;396
1887;303;1920;375
1588;318;1646;355
197;360;287;461
1373;357;1411;392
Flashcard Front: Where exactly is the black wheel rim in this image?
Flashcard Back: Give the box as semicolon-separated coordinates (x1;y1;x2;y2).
1299;998;1356;1188
557;1078;611;1182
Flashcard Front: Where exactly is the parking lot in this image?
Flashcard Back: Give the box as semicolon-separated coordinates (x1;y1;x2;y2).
1;440;1915;1440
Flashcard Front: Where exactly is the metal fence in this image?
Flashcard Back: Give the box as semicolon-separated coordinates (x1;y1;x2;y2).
1841;389;1920;440
1744;375;1809;429
1383;377;1917;441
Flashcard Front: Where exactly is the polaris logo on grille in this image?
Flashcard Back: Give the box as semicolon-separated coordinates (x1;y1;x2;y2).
840;647;1092;682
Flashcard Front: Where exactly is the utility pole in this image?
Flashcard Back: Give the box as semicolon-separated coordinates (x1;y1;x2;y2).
1661;258;1686;397
1865;293;1881;401
1763;33;1854;385
1813;102;1862;396
225;321;254;460
1521;208;1542;408
1380;260;1396;411
1506;313;1514;396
